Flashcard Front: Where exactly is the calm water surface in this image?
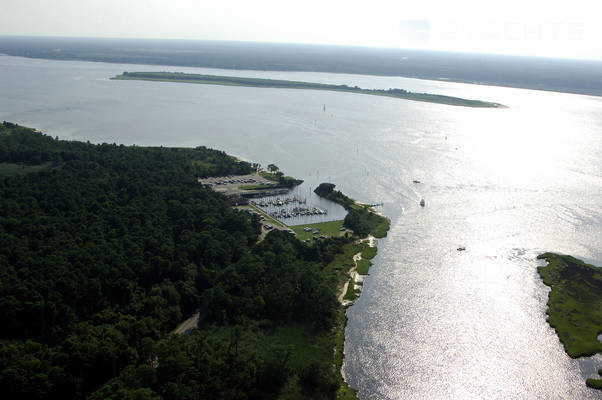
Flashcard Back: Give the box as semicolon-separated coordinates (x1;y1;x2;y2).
1;54;601;399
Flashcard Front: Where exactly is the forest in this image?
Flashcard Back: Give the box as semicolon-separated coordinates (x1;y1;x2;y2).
0;122;356;399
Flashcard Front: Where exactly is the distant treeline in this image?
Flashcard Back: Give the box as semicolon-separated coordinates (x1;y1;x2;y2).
0;122;354;399
2;37;602;96
114;71;503;107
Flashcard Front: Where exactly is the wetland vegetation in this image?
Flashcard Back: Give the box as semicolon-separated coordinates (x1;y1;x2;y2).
537;252;602;391
112;71;505;108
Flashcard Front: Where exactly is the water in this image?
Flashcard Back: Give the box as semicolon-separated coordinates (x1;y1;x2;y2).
251;188;349;226
1;54;601;399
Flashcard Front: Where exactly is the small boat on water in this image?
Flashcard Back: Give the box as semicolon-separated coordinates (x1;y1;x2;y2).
420;199;425;207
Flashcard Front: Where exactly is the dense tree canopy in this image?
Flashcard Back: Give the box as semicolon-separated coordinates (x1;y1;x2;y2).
0;123;346;399
313;183;354;210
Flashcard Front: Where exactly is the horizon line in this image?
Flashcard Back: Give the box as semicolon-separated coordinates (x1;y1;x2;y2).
1;34;601;63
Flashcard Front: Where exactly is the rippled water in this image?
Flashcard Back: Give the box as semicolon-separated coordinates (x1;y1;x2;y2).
1;54;601;399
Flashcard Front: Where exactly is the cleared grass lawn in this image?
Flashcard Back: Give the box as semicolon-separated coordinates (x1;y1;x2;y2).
343;280;358;301
290;220;347;242
323;241;366;287
258;171;280;182
362;246;377;260
356;259;372;275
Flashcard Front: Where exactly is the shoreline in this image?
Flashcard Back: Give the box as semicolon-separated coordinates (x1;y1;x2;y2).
3;50;601;98
339;235;377;307
537;252;602;391
112;72;505;108
334;231;384;400
316;184;389;399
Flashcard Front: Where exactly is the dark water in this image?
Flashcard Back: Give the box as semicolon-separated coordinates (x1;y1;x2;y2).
1;54;601;399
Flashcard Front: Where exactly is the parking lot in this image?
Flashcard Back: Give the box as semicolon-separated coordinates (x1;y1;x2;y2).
198;174;277;196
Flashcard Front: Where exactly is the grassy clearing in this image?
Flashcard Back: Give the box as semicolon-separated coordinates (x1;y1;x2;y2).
254;170;300;188
290;220;347;242
337;382;358;400
324;241;366;287
362;246;377;260
258;170;280;182
343;280;358;301
0;162;53;176
537;253;602;359
356;259;372;276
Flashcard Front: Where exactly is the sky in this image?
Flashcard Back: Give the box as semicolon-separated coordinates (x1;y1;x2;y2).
0;0;601;60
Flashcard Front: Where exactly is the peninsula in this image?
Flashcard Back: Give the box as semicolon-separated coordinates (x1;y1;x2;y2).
111;71;505;108
0;121;388;400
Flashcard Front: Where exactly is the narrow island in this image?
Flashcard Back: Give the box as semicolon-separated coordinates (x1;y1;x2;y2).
0;121;388;400
111;71;506;108
537;252;602;391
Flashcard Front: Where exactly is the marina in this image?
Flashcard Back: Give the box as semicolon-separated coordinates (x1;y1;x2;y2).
251;194;330;225
251;189;346;226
